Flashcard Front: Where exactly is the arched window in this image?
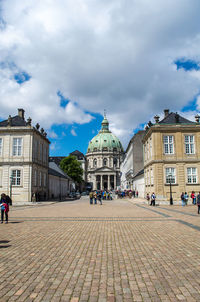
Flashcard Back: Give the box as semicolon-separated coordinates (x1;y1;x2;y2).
114;158;118;167
103;158;107;166
93;158;97;167
103;147;108;151
94;148;97;152
113;147;117;152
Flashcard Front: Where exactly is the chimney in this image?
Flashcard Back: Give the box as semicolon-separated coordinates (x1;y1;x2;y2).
164;109;169;118
18;108;25;120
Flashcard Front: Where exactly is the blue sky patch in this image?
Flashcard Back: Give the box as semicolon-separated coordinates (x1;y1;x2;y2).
175;59;200;71
14;71;31;84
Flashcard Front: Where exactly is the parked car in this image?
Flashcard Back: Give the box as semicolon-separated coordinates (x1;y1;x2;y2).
69;192;76;198
75;192;81;199
81;192;87;196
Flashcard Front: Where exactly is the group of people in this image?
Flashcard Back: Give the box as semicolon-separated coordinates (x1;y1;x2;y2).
146;191;200;213
146;192;156;206
116;190;139;199
89;190;113;205
0;193;12;224
181;191;200;213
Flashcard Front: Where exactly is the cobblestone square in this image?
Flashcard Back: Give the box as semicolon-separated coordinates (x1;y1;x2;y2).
0;197;200;301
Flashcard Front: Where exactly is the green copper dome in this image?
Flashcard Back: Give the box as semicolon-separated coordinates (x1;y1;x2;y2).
87;116;124;153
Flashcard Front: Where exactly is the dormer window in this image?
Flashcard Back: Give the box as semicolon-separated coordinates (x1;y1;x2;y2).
94;148;97;152
104;140;107;142
103;147;108;151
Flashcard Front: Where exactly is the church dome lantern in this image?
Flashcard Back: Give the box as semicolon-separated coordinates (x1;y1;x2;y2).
87;114;123;153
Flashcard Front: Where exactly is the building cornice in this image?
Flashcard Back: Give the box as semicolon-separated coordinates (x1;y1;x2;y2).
144;158;200;169
0;161;48;169
0;126;50;144
143;123;200;143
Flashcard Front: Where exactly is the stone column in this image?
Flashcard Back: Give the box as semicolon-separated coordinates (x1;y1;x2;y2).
114;174;116;190
94;175;97;190
108;175;111;191
100;175;103;190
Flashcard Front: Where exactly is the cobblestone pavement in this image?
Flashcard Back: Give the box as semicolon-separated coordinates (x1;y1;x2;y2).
1;197;200;302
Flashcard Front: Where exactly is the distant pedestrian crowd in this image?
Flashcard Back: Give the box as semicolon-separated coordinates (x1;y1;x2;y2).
116;190;139;199
146;190;200;214
89;190;113;205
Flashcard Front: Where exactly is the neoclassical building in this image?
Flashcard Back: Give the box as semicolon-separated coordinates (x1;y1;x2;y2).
143;109;200;200
86;115;124;190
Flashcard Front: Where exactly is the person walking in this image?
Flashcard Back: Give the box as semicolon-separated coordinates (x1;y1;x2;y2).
181;192;185;206
150;192;156;206
0;193;9;224
184;192;188;206
89;191;93;205
197;192;200;214
94;191;97;205
191;191;196;205
98;191;102;205
146;193;150;205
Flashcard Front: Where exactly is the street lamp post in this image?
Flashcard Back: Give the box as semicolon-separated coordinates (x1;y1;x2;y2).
168;174;173;205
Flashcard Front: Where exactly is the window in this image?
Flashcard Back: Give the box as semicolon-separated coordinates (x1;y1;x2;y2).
93;158;97;167
43;173;46;187
187;168;197;184
185;135;195;154
151;169;154;185
144;144;146;161
103;158;107;166
13;138;22;156
150;138;152;157
166;168;176;184
0;138;2;156
164;136;174;154
40;144;43;160
11;170;21;186
43;147;46;163
34;170;37;187
103;147;108;151
113;148;117;152
93;148;97;152
39;172;42;187
114;158;117;167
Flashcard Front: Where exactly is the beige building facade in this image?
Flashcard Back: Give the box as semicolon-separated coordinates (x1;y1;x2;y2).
143;110;200;200
0;109;50;202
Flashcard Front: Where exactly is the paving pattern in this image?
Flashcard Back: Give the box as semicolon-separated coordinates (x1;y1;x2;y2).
0;197;200;302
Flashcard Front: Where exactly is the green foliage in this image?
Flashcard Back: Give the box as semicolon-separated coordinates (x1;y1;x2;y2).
60;155;83;183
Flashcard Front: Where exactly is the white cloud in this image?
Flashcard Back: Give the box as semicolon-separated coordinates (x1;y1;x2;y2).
71;128;77;136
0;0;200;145
47;130;58;139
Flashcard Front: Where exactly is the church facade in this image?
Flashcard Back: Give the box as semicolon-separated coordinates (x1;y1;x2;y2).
86;115;124;190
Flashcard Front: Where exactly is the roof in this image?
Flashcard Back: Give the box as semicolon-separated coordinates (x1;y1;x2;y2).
49;156;65;166
87;117;124;153
126;130;145;153
159;112;195;125
70;150;85;159
0;115;27;127
133;168;144;179
48;167;69;179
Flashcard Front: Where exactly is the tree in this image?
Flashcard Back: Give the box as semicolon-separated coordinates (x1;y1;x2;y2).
60;155;83;184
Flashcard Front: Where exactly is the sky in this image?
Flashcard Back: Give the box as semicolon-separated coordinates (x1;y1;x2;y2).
0;0;200;156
